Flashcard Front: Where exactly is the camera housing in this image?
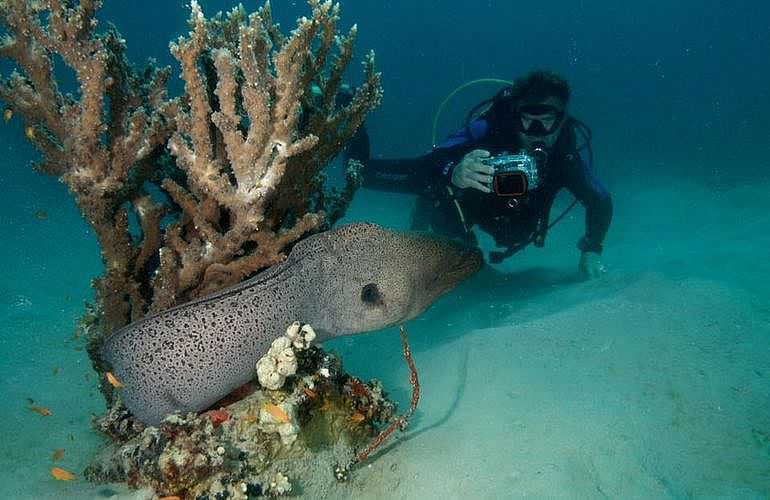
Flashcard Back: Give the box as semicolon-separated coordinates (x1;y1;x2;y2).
485;153;542;196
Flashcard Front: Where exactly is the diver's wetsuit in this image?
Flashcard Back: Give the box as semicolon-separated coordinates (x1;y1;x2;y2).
347;108;613;259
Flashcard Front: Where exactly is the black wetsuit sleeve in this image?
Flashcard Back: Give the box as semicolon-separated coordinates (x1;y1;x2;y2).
562;159;613;253
344;122;434;194
420;147;461;185
363;156;434;194
352;120;484;194
344;123;414;193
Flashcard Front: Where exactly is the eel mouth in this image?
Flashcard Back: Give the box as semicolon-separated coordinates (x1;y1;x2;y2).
403;243;482;322
434;245;484;296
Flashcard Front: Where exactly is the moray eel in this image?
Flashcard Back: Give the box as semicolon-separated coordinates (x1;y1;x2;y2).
101;223;482;425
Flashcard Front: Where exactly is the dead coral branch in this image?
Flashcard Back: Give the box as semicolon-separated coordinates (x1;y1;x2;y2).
335;325;421;481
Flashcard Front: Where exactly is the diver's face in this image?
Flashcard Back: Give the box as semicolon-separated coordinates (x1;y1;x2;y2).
516;96;566;150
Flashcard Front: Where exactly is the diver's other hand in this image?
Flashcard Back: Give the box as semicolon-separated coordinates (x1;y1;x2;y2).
579;251;606;279
451;149;494;193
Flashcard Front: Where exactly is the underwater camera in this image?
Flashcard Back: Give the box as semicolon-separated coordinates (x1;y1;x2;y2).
485;145;546;196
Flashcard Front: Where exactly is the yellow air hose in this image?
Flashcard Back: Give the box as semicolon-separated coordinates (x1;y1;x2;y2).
431;78;512;148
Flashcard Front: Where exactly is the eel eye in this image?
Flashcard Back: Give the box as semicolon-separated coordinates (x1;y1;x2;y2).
361;283;382;306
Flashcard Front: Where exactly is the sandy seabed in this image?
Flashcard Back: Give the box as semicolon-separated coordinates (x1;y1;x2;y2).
1;175;768;499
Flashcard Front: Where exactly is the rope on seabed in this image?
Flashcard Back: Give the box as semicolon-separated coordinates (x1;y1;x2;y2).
333;324;421;482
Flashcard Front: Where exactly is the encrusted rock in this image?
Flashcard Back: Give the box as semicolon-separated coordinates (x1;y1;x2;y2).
86;340;397;499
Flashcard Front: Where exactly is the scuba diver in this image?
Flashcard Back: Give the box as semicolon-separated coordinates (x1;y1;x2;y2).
345;70;613;279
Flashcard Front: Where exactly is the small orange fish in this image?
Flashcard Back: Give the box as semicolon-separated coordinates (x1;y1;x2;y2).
30;405;52;416
264;403;289;423
241;414;257;423
25;125;35;140
51;467;76;481
105;371;125;388
51;448;65;462
159;496;181;500
350;412;366;424
3;108;11;122
303;388;317;399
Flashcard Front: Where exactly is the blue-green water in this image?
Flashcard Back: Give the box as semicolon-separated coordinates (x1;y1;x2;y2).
1;1;769;498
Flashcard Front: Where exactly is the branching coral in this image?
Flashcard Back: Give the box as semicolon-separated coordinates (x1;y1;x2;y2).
159;0;381;304
0;0;382;341
0;0;176;333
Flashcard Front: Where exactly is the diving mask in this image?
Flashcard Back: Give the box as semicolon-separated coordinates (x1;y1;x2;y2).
517;103;565;137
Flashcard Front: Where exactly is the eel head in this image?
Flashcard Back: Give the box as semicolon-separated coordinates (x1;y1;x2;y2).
297;223;483;337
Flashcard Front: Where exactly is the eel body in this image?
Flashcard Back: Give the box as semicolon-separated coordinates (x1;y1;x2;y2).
101;223;481;425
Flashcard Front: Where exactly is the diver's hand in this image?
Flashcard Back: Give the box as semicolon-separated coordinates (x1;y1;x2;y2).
451;149;494;193
579;251;606;279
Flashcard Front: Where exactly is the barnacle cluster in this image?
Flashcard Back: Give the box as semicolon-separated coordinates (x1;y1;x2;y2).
256;322;317;390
